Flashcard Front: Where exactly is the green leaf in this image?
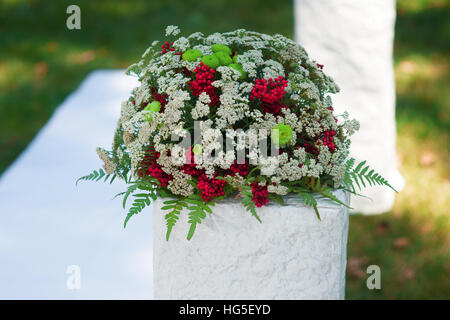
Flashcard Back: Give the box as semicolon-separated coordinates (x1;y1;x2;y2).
109;174;117;184
123;191;155;228
122;183;139;209
360;165;369;175
312;203;321;220
351;172;361;190
354;160;367;173
112;191;126;200
163;199;181;205
319;187;352;209
268;193;285;205
345;158;397;193
241;193;262;223
185;195;214;240
76;168;107;185
162;198;186;241
298;192;321;220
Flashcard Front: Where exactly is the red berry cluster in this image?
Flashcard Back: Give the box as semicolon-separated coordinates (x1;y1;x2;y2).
250;76;288;115
178;66;193;78
182;163;204;178
322;130;336;152
132;99;149;109
138;149;173;187
303;142;319;156
151;87;168;108
251;182;269;207
146;162;173;187
137;145;157;175
189;63;219;106
161;41;182;56
228;162;250;177
180;149;227;202
182;150;204;178
197;175;226;202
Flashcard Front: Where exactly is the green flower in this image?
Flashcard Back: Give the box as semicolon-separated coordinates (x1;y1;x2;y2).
211;44;232;55
214;51;232;66
182;49;202;62
193;144;203;155
271;123;293;146
143;101;161;121
228;63;247;80
201;54;220;69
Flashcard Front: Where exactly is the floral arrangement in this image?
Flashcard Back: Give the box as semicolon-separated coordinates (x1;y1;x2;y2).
78;26;396;240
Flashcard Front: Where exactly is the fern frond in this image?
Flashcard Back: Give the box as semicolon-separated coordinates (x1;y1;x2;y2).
112;191;126;200
241;191;262;223
76;169;116;185
307;176;352;210
123;192;154;228
298;192;321;220
318;187;352;209
185;194;214;212
268;193;285;206
122;182;139;209
345;158;355;170
185;194;213;240
343;174;356;193
345;158;397;193
354;160;366;173
162;198;187;241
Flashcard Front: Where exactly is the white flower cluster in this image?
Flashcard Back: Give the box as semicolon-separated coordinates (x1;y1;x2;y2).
165;25;180;37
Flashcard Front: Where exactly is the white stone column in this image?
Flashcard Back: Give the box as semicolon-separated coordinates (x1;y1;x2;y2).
295;0;404;214
153;190;350;300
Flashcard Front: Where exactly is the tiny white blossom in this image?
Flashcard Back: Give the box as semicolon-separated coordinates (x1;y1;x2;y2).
165;25;180;36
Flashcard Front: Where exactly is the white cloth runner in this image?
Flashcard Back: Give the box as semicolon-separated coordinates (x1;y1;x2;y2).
295;0;405;214
0;70;155;299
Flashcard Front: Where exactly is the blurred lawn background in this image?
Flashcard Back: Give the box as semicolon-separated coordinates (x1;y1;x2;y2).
0;0;448;299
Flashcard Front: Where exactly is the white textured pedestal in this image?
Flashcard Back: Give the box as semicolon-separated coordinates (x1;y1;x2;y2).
153;190;350;300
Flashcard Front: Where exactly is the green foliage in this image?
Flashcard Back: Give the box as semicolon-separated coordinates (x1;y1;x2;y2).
76;170;158;228
291;176;353;220
162;198;188;241
344;158;398;193
76;168;116;186
267;193;284;206
185;194;214;240
120;178;159;227
241;188;262;223
121;182;139;209
124;192;153;227
297;191;320;220
307;177;352;209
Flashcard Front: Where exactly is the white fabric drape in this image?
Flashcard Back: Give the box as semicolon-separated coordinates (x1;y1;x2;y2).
295;0;404;214
0;71;154;299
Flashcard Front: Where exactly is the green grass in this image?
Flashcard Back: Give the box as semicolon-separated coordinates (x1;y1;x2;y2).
1;0;448;299
0;0;293;175
346;0;450;299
